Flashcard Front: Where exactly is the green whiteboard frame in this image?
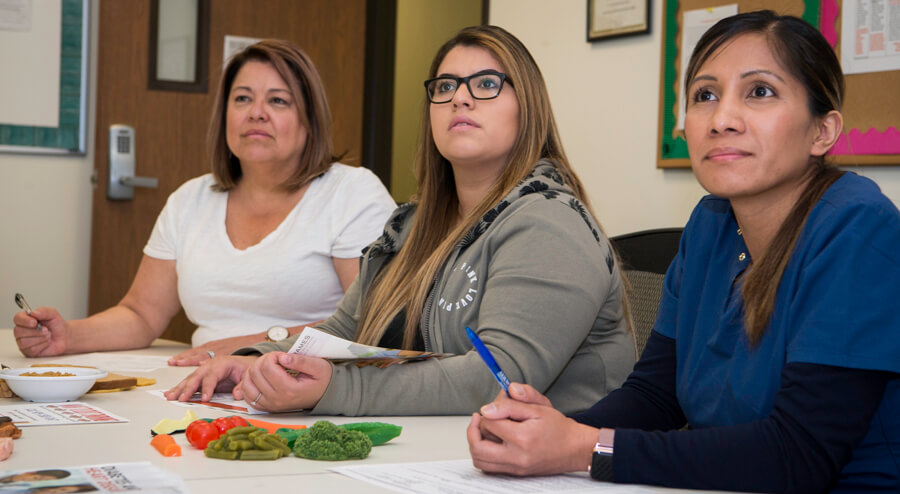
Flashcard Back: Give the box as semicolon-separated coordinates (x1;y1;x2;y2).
657;0;820;167
0;0;89;155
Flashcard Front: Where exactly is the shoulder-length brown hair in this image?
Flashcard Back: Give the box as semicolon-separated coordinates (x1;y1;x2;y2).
208;39;338;192
355;25;619;348
685;11;845;345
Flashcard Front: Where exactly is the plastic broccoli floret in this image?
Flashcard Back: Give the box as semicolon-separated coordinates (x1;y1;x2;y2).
293;421;372;461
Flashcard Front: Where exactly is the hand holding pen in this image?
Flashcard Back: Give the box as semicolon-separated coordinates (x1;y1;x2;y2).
14;293;42;330
12;293;68;357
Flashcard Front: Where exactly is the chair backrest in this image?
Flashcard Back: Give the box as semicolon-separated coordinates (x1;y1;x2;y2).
610;228;683;358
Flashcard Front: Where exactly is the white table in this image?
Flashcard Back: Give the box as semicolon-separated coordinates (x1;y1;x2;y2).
0;329;733;493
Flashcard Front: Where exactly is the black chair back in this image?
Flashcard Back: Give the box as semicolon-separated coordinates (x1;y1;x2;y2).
610;228;683;357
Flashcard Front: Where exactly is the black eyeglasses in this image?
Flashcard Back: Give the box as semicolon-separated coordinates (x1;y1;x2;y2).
424;70;512;104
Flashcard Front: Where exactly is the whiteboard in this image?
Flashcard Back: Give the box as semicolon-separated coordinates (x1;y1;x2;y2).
0;0;60;127
0;0;88;154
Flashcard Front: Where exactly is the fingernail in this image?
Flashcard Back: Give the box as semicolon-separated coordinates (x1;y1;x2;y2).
480;404;496;415
510;383;521;394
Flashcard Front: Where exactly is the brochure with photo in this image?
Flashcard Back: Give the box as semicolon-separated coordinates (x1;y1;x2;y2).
287;327;453;368
0;462;187;493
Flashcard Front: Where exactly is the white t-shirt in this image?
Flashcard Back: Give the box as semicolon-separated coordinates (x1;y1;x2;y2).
143;163;396;346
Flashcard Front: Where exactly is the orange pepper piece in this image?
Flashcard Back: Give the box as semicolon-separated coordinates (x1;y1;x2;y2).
150;433;182;457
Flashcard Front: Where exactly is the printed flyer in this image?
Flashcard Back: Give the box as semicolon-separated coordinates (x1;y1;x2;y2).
0;402;127;427
287;327;452;368
0;462;187;493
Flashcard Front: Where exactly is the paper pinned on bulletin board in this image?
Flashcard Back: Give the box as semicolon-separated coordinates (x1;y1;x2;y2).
676;4;738;131
223;34;261;66
0;0;32;31
840;0;900;75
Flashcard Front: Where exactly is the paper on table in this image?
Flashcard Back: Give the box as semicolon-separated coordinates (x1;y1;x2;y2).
331;459;656;493
288;326;451;367
1;401;128;426
0;461;188;493
51;353;171;372
146;389;268;415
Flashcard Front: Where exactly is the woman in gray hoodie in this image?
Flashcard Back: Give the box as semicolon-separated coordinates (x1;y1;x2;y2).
166;25;635;416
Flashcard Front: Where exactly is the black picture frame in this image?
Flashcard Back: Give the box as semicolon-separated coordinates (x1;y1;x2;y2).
148;0;210;93
587;0;651;42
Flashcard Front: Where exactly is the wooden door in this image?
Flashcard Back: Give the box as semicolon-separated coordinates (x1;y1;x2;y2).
90;0;367;343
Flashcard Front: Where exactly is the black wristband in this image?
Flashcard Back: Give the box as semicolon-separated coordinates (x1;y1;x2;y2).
590;450;614;481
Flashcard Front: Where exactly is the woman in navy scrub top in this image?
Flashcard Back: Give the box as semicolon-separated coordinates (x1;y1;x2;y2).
466;10;900;493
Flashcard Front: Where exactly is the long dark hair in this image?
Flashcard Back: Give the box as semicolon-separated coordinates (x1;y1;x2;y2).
685;10;845;345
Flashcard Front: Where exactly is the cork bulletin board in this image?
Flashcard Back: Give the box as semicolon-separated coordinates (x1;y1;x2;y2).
657;0;900;168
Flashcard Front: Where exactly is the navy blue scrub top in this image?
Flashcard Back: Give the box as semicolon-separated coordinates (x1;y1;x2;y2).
656;172;900;488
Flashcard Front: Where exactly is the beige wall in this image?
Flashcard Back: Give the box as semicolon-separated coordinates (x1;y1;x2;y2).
0;1;98;326
390;0;482;203
489;0;900;236
4;1;898;332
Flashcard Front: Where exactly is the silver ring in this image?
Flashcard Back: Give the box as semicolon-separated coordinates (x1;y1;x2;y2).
206;350;215;359
250;392;262;407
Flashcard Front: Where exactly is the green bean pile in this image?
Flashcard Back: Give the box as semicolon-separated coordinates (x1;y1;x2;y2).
204;426;291;460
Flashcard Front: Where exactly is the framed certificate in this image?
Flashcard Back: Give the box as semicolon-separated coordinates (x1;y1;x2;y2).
587;0;651;41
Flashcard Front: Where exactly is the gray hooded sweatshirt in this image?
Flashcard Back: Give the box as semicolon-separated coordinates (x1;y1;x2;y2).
240;160;636;415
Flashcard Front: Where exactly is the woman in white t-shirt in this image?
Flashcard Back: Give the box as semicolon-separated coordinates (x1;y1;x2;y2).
13;40;395;364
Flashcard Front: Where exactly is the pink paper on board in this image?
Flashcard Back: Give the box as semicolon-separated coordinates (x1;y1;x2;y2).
822;0;839;46
820;0;898;156
830;127;900;155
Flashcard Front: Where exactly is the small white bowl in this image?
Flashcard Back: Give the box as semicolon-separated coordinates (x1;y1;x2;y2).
0;367;108;402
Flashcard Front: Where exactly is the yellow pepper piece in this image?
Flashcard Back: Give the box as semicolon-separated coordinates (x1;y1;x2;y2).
151;409;199;435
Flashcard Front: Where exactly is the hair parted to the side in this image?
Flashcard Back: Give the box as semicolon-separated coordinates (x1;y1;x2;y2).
207;39;339;192
685;10;845;345
355;25;626;349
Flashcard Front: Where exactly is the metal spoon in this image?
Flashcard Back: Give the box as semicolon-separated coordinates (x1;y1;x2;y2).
14;293;42;330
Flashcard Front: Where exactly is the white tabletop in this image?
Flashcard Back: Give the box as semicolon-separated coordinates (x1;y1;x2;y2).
0;329;733;493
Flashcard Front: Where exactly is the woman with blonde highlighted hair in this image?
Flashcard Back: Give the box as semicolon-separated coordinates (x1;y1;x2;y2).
167;26;635;416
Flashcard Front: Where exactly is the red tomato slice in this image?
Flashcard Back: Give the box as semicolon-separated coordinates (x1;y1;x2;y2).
186;419;219;450
211;417;234;435
229;416;249;428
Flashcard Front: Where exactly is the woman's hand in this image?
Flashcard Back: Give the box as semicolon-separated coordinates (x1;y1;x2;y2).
13;307;68;357
235;352;333;412
467;383;598;476
164;355;258;402
168;333;266;366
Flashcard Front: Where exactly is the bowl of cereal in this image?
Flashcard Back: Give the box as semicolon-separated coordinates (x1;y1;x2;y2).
0;367;108;402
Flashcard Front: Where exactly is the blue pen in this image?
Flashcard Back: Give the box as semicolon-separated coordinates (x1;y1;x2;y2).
466;326;510;396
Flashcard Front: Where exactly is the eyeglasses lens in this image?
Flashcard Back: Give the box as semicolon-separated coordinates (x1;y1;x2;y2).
427;74;503;103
